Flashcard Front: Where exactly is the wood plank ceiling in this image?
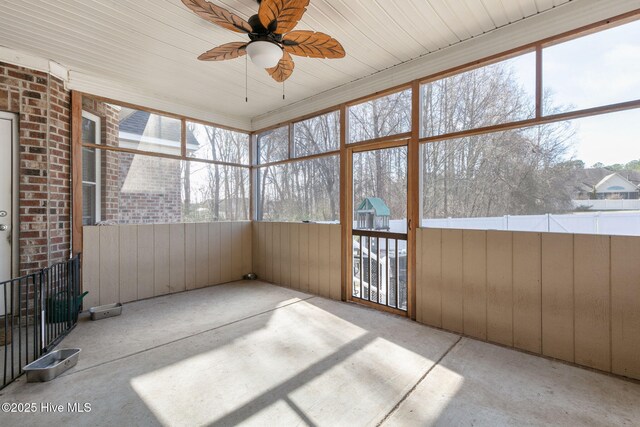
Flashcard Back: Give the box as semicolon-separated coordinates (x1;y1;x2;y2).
0;0;571;128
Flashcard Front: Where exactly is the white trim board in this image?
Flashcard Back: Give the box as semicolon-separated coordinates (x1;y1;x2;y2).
0;45;68;83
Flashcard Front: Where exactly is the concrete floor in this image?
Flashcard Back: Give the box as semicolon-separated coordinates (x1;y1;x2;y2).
0;281;638;426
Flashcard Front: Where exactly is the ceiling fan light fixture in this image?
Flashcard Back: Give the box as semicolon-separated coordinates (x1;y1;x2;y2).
246;41;282;68
182;0;345;84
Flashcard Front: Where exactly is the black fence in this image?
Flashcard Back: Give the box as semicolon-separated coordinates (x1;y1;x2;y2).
353;230;407;311
1;255;83;390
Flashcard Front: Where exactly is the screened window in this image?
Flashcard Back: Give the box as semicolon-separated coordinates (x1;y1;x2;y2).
293;111;340;157
88;149;184;224
83;149;249;224
421;52;536;138
258;155;339;222
348;89;411;143
543;19;640;114
421;108;640;236
258;126;289;164
111;105;182;156
188;122;250;165
81;111;101;225
183;161;249;222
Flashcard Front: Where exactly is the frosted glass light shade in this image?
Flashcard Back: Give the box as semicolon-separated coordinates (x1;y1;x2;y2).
246;41;282;68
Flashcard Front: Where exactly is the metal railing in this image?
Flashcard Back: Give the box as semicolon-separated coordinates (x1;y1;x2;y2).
352;229;407;311
1;255;82;390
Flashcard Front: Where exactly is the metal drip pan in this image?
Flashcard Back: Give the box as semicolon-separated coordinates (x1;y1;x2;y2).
24;348;81;382
89;303;122;320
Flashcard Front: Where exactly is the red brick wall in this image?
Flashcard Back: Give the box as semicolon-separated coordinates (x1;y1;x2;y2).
116;153;183;224
0;62;71;275
81;98;183;224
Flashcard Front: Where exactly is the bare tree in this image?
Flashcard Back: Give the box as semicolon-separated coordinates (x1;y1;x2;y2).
421;63;576;219
183;123;250;222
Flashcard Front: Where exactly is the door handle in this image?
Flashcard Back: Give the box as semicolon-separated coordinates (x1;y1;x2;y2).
0;224;7;231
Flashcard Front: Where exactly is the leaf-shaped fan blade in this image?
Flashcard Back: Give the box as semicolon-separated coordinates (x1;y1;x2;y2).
198;42;247;61
266;51;295;82
259;0;310;34
182;0;251;33
283;31;345;59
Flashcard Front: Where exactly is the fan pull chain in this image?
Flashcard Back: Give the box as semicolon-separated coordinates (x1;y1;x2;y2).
245;55;248;103
283;80;285;100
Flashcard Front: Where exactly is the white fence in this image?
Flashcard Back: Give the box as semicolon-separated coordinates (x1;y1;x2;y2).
422;211;640;236
572;199;640;211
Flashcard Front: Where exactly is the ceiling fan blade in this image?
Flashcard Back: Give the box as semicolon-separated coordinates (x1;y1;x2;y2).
259;0;310;35
283;31;345;59
266;51;295;82
182;0;251;33
198;42;247;61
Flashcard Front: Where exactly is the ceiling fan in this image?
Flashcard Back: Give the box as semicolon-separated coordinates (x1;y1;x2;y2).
181;0;345;83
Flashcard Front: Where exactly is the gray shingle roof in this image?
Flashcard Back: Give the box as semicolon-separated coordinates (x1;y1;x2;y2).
573;168;640;189
119;110;198;146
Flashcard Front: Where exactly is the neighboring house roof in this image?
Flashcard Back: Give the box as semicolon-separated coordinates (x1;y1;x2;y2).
573;168;640;193
594;173;639;193
357;197;390;216
119;110;198;146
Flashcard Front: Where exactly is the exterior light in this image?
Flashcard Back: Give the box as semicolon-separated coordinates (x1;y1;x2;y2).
246;41;282;68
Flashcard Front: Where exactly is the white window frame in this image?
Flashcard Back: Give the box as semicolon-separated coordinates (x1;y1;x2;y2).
82;111;102;224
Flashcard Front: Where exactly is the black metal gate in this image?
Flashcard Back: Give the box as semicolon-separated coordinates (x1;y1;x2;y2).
1;255;82;390
352;230;407;311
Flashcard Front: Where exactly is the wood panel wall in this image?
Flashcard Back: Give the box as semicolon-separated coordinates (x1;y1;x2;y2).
82;222;252;308
253;222;341;300
416;228;640;380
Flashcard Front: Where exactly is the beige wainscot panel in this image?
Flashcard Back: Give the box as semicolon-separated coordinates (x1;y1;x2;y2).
573;234;610;372
153;224;171;297
169;224;186;294
136;225;155;300
512;232;541;354
272;223;282;285
541;233;574;363
185;223;197;290
195;223;209;289
118;225;138;303
486;230;513;347
265;222;274;282
329;225;341;300
99;225;120;305
441;229;463;333
220;222;233;284
82;226;100;309
317;224;331;298
419;228;443;328
290;223;300;290
611;236;640;380
308;224;320;295
241;222;252;277
231;222;243;280
298;224;310;292
280;223;291;287
462;230;487;340
209;222;221;286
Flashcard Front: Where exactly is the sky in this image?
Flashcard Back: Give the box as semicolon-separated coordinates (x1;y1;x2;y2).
511;19;640;167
